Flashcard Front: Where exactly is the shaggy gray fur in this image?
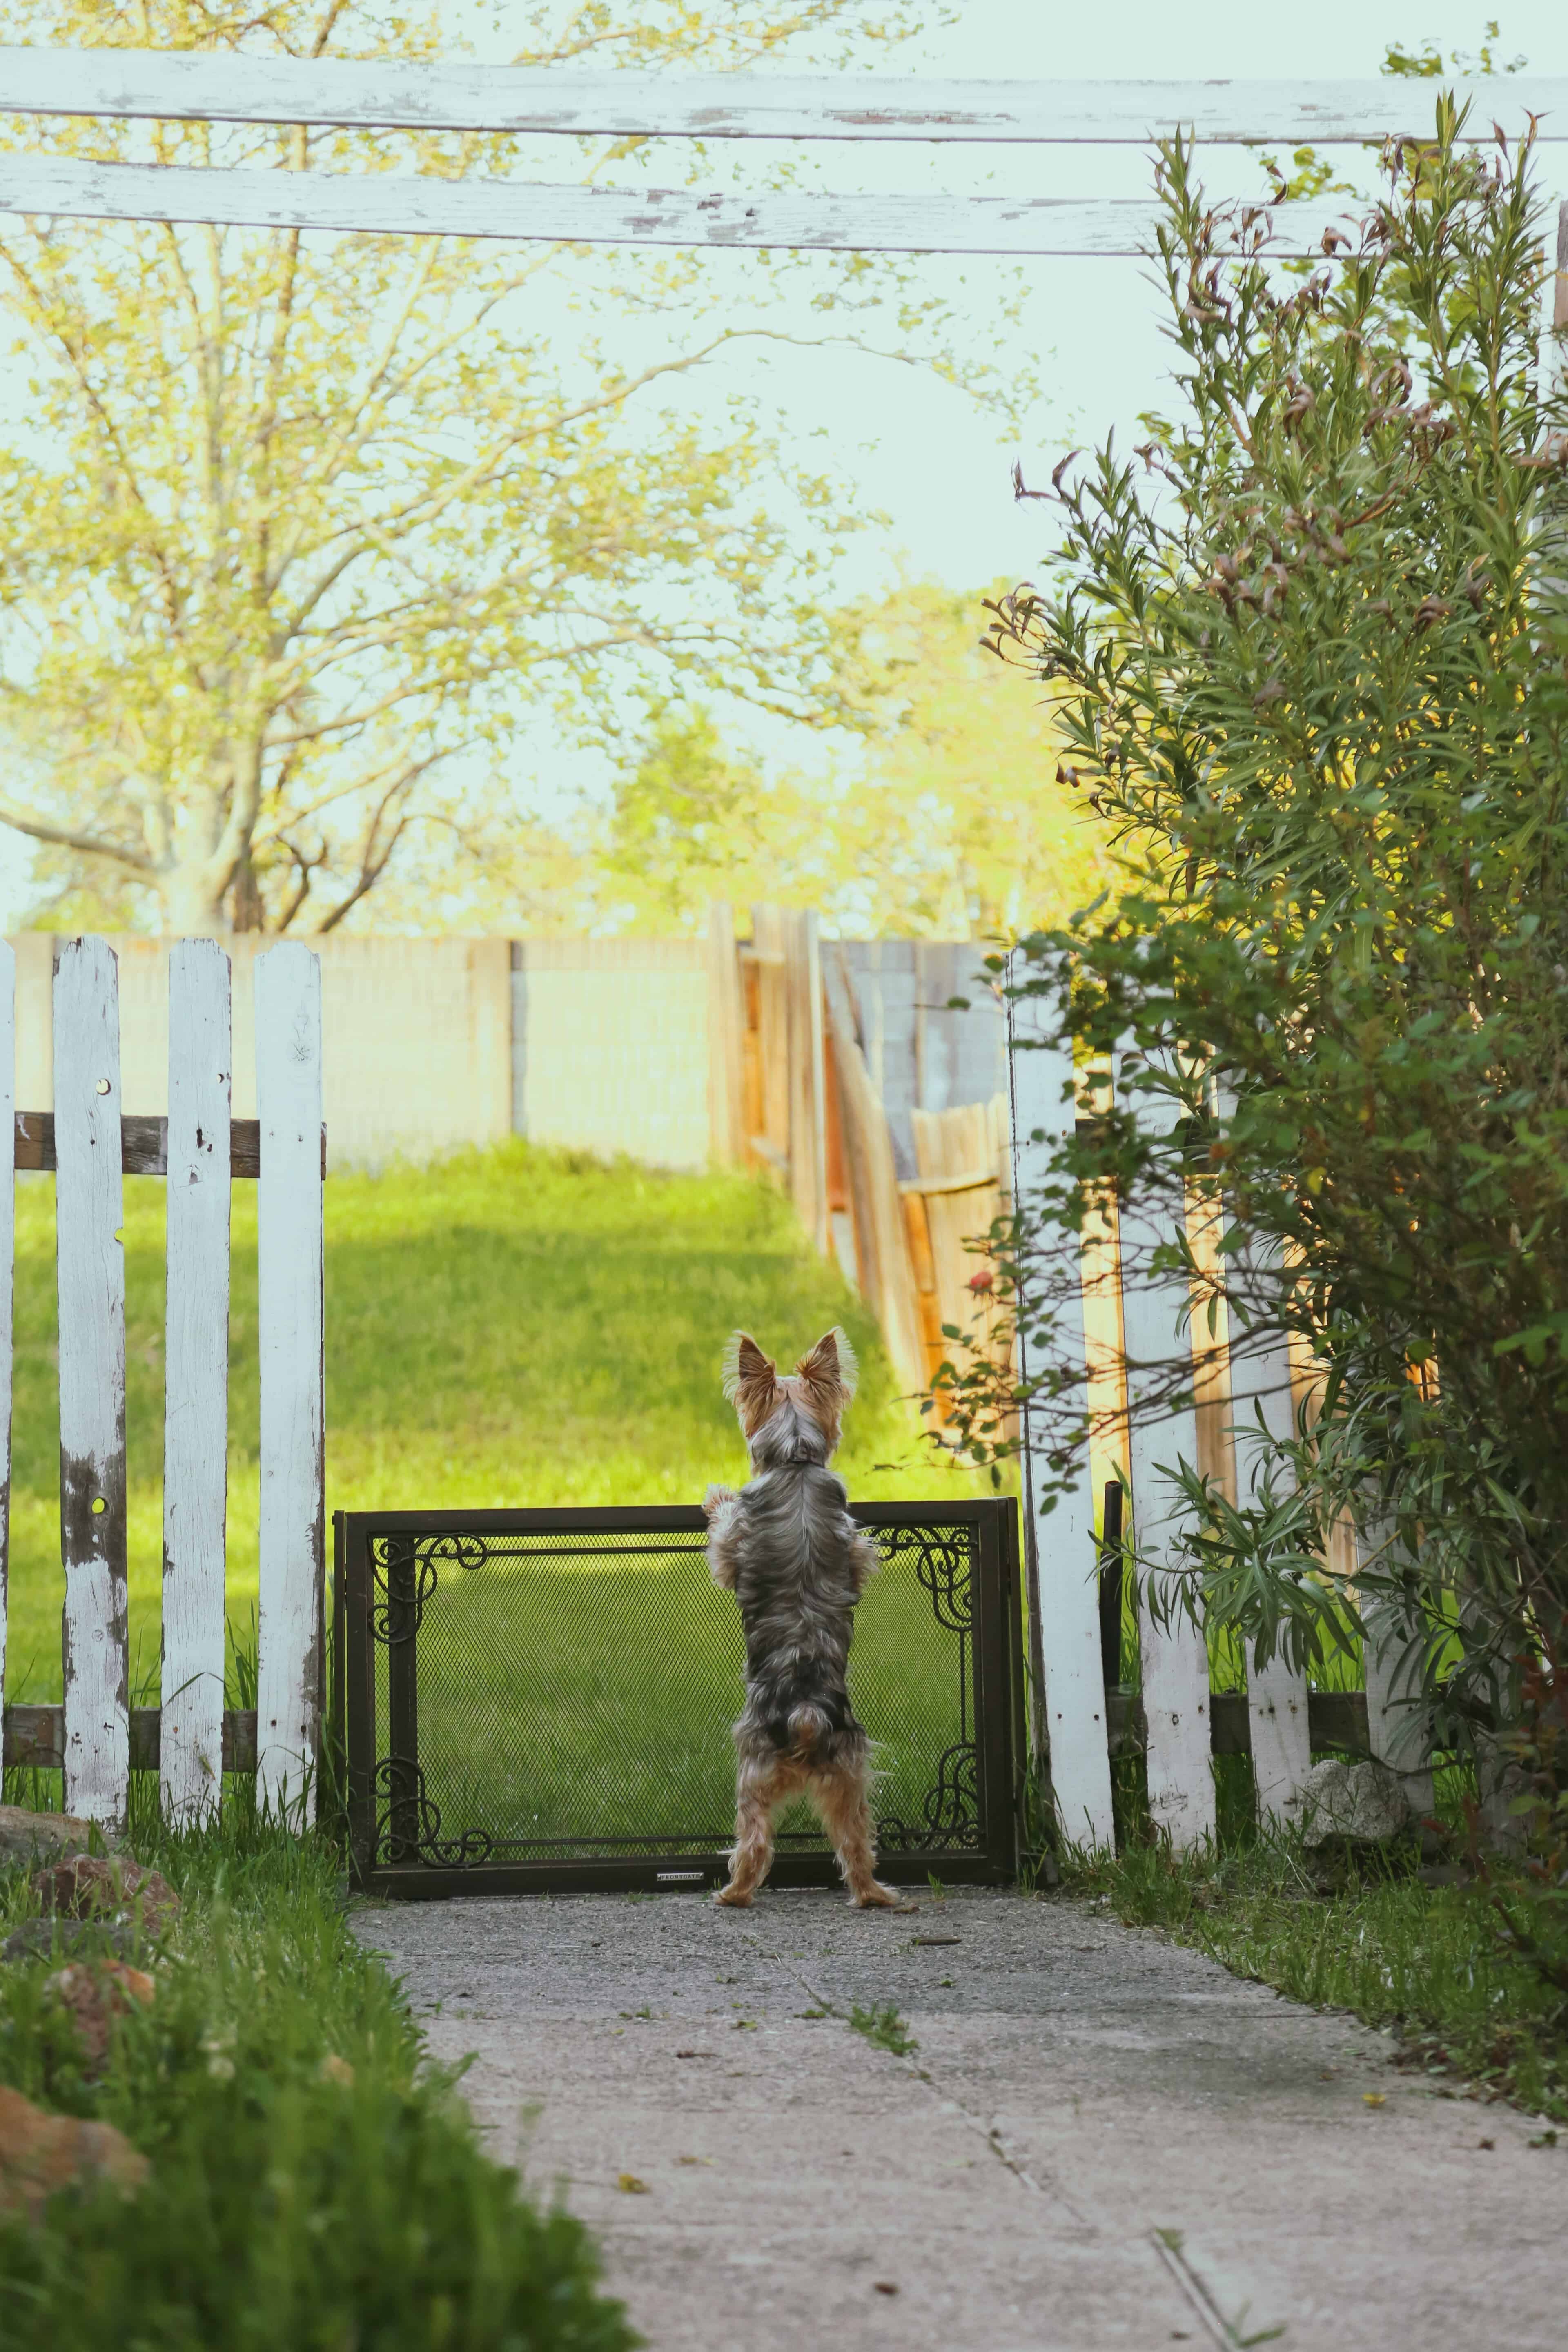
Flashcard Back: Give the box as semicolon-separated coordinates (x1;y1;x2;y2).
708;1392;880;1771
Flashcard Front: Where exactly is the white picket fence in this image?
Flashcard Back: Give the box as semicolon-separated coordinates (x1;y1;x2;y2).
1009;997;1425;1851
0;934;324;1831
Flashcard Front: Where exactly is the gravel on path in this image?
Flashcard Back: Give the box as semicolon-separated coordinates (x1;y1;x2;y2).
353;1884;1561;2352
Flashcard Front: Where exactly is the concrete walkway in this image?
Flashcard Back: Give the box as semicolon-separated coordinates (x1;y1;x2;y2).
354;1886;1561;2352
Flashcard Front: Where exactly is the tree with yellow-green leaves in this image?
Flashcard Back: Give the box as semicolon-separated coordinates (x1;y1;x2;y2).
448;579;1112;940
0;0;981;935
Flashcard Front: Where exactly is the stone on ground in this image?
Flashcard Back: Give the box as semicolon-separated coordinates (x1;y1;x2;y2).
1300;1756;1409;1847
31;1853;181;1938
43;1959;158;2078
0;1805;111;1871
0;2084;147;2222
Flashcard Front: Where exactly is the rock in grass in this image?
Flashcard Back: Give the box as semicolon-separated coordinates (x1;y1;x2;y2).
1301;1757;1410;1848
0;2084;147;2223
31;1853;180;1938
42;1960;158;2078
0;1805;112;1871
2;1917;142;1966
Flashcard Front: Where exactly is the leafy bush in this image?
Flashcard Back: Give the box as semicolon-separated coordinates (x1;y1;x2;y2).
0;1811;631;2351
953;103;1568;1778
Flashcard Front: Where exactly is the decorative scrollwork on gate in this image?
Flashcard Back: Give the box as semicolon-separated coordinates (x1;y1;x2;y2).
871;1520;979;1850
348;1506;1011;1881
888;1523;973;1635
370;1531;488;1644
373;1755;496;1868
878;1743;981;1851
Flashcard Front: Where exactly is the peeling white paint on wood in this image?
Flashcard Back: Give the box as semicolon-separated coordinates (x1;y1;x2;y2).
0;158;1368;257
1228;1315;1313;1829
1010;991;1116;1851
54;937;129;1827
161;941;232;1826
1359;1524;1437;1822
255;946;325;1820
0;941;13;1713
1;51;1563;144
1119;1172;1216;1853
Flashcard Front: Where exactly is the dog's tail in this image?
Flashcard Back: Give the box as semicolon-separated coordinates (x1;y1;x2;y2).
787;1702;832;1759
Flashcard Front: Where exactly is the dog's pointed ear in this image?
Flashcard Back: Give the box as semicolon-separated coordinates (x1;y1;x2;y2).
795;1325;858;1402
722;1331;777;1413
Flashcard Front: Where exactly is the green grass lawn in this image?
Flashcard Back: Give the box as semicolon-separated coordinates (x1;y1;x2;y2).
7;1143;989;1851
5;1140;979;1704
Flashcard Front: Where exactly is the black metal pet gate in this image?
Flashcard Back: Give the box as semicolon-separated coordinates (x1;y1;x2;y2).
335;1501;1023;1897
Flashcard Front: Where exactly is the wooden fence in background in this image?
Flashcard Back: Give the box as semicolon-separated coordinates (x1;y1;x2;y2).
707;902;1014;1405
0;934;325;1830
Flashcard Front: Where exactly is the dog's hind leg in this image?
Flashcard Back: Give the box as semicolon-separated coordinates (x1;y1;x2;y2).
812;1758;899;1908
716;1757;797;1907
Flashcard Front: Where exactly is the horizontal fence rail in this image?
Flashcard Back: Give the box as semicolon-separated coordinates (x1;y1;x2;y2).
2;1688;1369;1777
13;1109;326;1178
2;52;1565;142
0;160;1370;256
4;1702;259;1775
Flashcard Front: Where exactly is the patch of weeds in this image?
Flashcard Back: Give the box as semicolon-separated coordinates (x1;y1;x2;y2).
849;2004;918;2058
926;1873;948;1904
0;1802;634;2349
1060;1832;1568;2123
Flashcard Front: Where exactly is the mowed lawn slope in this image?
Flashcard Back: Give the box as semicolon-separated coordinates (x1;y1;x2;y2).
6;1141;977;1703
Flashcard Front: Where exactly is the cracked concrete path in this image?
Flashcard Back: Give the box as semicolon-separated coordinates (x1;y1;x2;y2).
352;1887;1561;2352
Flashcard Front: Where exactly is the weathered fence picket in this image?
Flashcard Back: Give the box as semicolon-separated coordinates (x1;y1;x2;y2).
160;940;233;1825
255;944;326;1820
0;942;13;1712
1118;1174;1217;1853
1359;1526;1437;1824
1002;999;1451;1852
1009;996;1116;1850
1229;1313;1314;1829
55;937;130;1825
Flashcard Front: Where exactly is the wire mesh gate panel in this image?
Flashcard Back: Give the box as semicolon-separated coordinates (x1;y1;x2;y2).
336;1501;1022;1897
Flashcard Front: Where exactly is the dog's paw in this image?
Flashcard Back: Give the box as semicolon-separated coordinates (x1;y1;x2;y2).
851;1881;903;1910
702;1484;740;1519
713;1884;752;1908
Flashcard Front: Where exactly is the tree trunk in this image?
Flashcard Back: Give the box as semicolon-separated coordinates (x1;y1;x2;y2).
162;867;234;941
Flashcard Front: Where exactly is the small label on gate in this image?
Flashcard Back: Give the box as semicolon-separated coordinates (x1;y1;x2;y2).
656;1870;707;1884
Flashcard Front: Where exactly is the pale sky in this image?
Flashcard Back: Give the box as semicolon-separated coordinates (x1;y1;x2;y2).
2;3;1564;921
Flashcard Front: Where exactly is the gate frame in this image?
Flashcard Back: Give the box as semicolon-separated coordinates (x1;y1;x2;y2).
335;1498;1024;1901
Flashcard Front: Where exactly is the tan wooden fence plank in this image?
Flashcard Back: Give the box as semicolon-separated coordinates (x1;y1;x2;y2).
822;949;926;1394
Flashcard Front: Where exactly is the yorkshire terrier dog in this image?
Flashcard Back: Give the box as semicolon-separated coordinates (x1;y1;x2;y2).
703;1326;898;1909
